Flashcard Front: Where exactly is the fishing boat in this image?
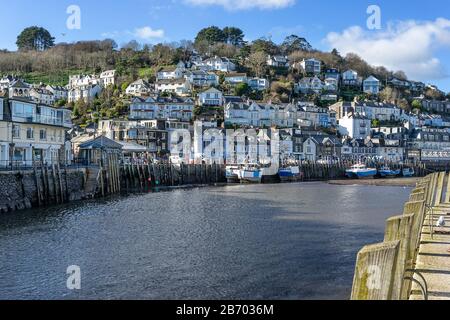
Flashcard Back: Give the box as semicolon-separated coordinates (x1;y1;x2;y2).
402;168;415;177
225;166;240;183
278;166;301;182
378;166;401;178
237;165;263;183
345;164;377;179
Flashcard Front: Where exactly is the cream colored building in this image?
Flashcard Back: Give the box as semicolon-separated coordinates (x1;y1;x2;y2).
0;97;72;167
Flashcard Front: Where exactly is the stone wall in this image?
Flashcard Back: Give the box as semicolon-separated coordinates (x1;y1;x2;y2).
0;168;86;213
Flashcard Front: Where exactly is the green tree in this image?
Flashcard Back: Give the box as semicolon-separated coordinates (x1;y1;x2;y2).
16;26;55;51
195;26;226;46
234;83;250;96
281;35;312;54
223;27;245;46
250;38;279;55
411;99;422;110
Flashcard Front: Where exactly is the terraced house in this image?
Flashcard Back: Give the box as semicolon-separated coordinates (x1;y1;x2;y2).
129;96;194;121
0;97;72;167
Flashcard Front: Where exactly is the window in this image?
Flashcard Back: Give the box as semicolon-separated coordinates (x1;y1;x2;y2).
12;125;20;138
26;128;34;139
40;129;47;141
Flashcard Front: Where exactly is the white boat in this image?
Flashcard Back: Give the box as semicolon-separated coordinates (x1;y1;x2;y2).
226;166;240;183
345;164;377;179
237;166;263;183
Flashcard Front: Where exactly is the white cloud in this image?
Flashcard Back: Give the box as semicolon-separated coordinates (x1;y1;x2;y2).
324;18;450;81
184;0;295;10
133;26;165;40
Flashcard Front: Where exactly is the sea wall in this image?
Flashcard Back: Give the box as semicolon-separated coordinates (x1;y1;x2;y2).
0;168;86;213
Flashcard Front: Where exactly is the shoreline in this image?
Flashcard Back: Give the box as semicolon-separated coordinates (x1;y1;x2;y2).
327;177;419;187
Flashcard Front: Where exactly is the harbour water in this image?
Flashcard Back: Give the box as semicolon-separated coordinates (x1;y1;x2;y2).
0;182;412;300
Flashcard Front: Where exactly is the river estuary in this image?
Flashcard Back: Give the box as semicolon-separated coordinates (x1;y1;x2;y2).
0;182;411;300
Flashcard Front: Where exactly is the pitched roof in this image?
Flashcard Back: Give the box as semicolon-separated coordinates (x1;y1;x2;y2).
79;135;123;150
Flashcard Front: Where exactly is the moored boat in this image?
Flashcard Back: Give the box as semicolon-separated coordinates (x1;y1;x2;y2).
345;164;377;179
402;168;415;177
226;166;240;183
378;166;401;178
278;166;301;182
237;166;263;183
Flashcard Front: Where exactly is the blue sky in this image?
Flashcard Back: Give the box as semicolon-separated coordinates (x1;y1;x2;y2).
1;0;449;92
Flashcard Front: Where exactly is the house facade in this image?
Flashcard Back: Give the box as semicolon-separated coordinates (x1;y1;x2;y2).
0;97;72;166
363;76;381;95
198;88;224;107
338;114;372;139
126;79;153;97
300;58;321;75
129;96;194;121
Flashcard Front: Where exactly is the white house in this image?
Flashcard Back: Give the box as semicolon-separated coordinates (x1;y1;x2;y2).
363;76;381;95
247;78;270;91
129;96;194;121
8;80;31;99
342;70;359;86
68;84;102;103
155;79;191;96
68;74;100;89
198;88;223;107
224;73;248;85
324;78;338;92
46;85;68;102
267;55;289;68
296;76;324;94
157;67;184;80
300;58;321;74
185;71;219;88
202;56;236;72
126;79;153;97
100;70;116;87
30;87;55;106
338;114;372;139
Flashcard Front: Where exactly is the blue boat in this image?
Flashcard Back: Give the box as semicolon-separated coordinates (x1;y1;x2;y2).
279;166;301;182
402;168;415;177
378;166;401;178
345;164;377;179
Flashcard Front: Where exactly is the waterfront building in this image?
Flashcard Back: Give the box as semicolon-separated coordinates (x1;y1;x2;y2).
77;135;122;165
0;97;72;166
97;119;169;157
